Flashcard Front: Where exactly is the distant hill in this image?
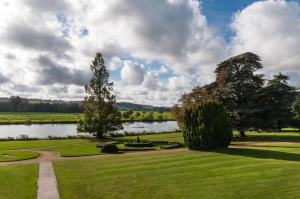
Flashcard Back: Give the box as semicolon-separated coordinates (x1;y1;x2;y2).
116;102;170;112
0;97;171;112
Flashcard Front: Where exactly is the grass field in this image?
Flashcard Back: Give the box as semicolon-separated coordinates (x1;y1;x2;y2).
0;150;39;162
2;131;300;198
54;141;300;199
0;139;90;150
0;111;173;124
0;164;38;199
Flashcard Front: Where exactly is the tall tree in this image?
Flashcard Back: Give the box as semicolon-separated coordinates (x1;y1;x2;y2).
259;73;297;130
214;52;265;137
77;53;122;138
292;94;300;130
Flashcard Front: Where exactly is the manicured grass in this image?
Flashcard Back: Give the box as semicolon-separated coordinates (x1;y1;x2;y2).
42;143;102;157
54;142;300;199
0;139;90;150
0;150;39;162
0;164;38;199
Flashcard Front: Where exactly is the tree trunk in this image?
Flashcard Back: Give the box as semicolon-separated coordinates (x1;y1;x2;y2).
239;130;245;138
96;132;104;139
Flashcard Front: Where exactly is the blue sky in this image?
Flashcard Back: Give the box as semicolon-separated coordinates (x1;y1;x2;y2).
0;0;300;105
202;0;258;41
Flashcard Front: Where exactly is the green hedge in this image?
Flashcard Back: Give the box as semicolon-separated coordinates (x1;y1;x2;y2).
183;100;232;150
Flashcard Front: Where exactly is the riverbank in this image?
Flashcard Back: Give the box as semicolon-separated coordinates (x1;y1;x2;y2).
0;112;174;125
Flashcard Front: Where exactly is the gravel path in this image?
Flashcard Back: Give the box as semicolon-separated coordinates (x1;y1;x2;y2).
37;161;60;199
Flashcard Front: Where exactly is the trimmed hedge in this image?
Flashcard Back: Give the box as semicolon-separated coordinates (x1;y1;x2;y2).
101;144;119;153
120;147;155;152
183;100;232;150
125;142;154;147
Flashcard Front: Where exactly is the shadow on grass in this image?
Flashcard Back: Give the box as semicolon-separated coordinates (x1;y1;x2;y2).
231;144;300;149
214;148;300;162
233;136;300;143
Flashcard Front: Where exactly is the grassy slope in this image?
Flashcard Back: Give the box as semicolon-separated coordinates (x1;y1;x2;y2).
0;164;38;199
0;111;173;124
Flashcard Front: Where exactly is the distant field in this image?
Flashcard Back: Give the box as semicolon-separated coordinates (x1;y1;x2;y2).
0;111;173;124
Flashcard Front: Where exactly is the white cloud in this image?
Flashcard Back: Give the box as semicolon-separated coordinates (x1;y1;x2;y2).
121;61;145;85
0;0;300;106
231;0;300;75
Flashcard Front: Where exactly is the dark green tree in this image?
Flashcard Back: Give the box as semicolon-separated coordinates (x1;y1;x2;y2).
213;52;265;137
183;100;232;150
292;94;300;130
258;73;297;130
77;53;122;138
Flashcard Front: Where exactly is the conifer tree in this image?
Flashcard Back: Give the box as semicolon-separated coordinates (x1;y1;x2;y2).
78;53;122;138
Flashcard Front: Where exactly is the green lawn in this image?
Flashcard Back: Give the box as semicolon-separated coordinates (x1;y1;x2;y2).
0;150;39;162
0;164;38;199
42;142;102;157
52;130;300;199
54;142;300;199
0;139;90;150
0;111;173;124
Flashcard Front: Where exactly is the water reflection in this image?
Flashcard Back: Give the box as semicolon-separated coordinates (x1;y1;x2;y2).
0;121;178;139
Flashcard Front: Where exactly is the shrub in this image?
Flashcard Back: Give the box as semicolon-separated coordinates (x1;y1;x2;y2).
101;143;119;153
183;100;232;150
125;142;154;147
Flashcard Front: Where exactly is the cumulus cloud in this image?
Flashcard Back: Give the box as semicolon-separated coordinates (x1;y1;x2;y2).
0;0;299;105
231;0;300;74
121;61;145;85
36;55;90;86
3;22;72;55
0;73;9;84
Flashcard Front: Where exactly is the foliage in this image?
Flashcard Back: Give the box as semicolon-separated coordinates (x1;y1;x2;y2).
77;53;122;138
292;94;300;129
146;112;154;120
171;104;184;128
183;100;232;150
258;73;297;130
101;143;119;153
0;96;82;113
176;52;297;137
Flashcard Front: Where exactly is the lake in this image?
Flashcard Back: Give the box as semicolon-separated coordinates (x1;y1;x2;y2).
0;121;179;139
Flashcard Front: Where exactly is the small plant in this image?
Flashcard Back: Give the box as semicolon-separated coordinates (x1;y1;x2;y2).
137;136;140;143
183;100;232;150
101;143;119;153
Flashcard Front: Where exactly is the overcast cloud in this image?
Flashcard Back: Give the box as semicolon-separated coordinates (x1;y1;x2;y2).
0;0;299;106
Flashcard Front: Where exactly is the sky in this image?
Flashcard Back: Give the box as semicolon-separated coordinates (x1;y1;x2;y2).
0;0;300;106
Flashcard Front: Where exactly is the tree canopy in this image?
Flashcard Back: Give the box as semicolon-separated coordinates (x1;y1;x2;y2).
175;52;298;137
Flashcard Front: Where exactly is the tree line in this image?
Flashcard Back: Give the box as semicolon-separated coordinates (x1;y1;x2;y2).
172;52;300;138
0;96;82;113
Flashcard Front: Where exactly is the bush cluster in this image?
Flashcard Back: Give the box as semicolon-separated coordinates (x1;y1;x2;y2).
101;144;119;153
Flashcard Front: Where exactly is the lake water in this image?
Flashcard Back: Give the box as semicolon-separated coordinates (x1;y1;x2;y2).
0;121;179;139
